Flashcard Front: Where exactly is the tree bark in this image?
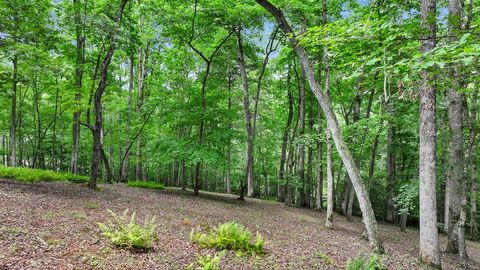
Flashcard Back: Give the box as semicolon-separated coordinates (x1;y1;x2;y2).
89;0;129;189
419;0;442;267
236;27;255;198
386;98;397;223
316;104;323;211
297;63;306;207
70;0;84;174
445;0;467;258
278;65;293;202
10;55;17;167
120;55;134;182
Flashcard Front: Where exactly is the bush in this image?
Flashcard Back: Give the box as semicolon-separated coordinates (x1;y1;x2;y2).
0;165;88;183
346;254;387;270
186;252;224;270
190;221;264;255
127;180;165;190
97;209;157;250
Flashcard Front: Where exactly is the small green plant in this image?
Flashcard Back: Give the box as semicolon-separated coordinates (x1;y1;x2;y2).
85;202;100;209
97;209;157;250
0;165;88;183
316;251;335;265
346;254;387;270
127;180;165;190
190;221;264;255
186;252;224;270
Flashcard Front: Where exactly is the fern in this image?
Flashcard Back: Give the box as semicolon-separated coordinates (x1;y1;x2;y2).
190;221;264;255
97;209;157;250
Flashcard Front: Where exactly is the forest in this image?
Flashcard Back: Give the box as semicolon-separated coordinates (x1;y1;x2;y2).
0;0;479;269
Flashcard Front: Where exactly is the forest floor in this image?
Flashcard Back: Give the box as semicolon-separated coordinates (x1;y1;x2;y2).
0;179;479;270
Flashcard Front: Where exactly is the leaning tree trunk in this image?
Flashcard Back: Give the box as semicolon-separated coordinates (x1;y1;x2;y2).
256;0;385;252
418;0;442;267
89;0;129;189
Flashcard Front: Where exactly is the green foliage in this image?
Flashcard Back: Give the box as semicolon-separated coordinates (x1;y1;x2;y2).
316;251;335;265
0;165;88;183
346;254;387;270
127;181;165;190
186;252;224;270
393;181;419;216
97;209;157;250
190;221;264;255
85;202;100;209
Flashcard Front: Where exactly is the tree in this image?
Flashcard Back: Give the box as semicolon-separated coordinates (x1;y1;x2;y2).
444;0;467;258
70;0;84;174
418;0;442;267
254;0;384;253
89;0;129;189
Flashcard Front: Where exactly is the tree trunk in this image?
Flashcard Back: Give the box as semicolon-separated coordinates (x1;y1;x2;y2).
10;55;17;167
135;46;146;180
70;0;84;174
297;63;306;207
255;0;383;253
445;0;467;258
226;73;233;193
120;55;134;182
236;27;255;198
386;98;397;223
323;0;333;227
89;0;129;189
306;99;314;208
316;103;323;211
278;65;293;202
418;0;442;267
470;163;478;239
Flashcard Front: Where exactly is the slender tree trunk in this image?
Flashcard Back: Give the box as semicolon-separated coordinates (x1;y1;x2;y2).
236;27;255;198
386;98;397;223
325;129;334;228
306;100;314;208
226;73;233;193
135;46;146;180
419;0;442;267
71;0;84;174
278;65;293;202
470;163;478;239
323;0;333;225
10;55;17;167
52;82;59;170
121;55;134;182
89;0;129;189
316;104;324;211
445;0;467;258
297;63;306;207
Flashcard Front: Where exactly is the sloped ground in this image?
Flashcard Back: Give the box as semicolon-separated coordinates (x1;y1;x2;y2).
0;179;478;270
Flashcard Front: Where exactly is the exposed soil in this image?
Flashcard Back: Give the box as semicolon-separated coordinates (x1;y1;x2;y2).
0;179;479;270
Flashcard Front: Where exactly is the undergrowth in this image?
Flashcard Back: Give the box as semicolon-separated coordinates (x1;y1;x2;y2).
97;209;157;250
186;252;224;270
127;180;165;190
190;221;264;255
346;254;387;270
0;165;88;183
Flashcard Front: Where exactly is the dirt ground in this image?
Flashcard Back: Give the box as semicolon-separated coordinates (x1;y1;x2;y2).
0;179;479;270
